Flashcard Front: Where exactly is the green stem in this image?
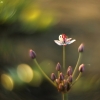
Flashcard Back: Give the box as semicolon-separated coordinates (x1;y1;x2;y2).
72;53;82;78
58;71;60;77
63;46;66;70
62;93;68;100
62;93;64;100
33;59;57;87
71;72;82;86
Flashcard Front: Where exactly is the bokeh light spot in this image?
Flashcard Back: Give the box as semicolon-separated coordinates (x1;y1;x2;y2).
20;5;41;22
30;70;43;87
17;64;33;83
1;74;14;91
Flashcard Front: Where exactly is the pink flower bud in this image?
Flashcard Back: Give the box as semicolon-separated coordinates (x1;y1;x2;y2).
67;75;72;83
59;72;64;81
78;43;84;52
79;64;85;72
66;66;72;76
29;49;36;59
56;62;61;71
51;73;56;81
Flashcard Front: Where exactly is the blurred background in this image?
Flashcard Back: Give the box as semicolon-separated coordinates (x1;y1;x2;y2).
0;0;100;100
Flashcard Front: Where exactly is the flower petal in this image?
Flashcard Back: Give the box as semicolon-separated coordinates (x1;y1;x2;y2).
54;40;62;46
67;39;76;44
66;38;72;41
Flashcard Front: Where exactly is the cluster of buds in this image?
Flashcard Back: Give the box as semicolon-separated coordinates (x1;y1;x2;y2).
51;63;84;93
51;63;72;93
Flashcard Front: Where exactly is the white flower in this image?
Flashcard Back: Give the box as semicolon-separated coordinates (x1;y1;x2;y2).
54;34;76;46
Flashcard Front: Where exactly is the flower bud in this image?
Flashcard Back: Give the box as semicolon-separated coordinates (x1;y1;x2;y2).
66;66;72;76
58;83;64;92
67;75;72;83
78;43;84;52
55;79;60;85
63;80;68;91
51;73;56;81
63;79;68;90
79;64;84;72
29;49;36;59
63;79;67;85
59;72;64;81
56;62;61;71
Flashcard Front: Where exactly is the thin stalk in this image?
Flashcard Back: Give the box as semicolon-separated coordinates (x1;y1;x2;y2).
72;53;82;78
58;71;60;77
62;93;64;100
62;93;68;100
33;59;57;87
63;45;66;70
71;72;82;86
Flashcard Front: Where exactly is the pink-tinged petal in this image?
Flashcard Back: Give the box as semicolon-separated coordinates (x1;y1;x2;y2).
66;38;72;41
54;34;76;46
67;39;76;44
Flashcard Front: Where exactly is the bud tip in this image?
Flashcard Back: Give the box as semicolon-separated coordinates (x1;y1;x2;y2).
78;43;84;52
29;49;36;59
79;64;85;72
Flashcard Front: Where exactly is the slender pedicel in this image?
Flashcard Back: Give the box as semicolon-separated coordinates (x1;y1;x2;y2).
72;52;82;78
71;72;82;86
63;45;66;70
29;49;56;87
72;43;84;78
34;59;57;87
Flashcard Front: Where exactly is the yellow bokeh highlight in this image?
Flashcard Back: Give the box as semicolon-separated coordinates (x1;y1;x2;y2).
20;4;41;22
21;9;40;22
1;74;14;91
30;70;43;87
17;64;33;83
38;14;54;29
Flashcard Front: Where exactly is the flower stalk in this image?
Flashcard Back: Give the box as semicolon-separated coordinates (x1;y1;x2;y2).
33;59;57;87
71;72;82;86
62;93;68;100
63;45;66;71
62;93;64;100
72;53;82;78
